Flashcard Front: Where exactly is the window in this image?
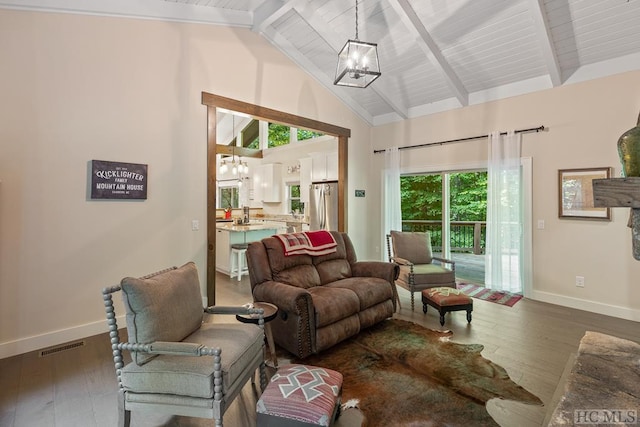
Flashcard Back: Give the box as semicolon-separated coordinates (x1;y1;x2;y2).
288;184;304;214
297;129;324;141
268;124;290;148
267;123;325;148
219;185;239;209
399;171;488;284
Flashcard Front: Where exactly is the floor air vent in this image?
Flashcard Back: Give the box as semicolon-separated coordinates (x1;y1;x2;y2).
39;340;85;357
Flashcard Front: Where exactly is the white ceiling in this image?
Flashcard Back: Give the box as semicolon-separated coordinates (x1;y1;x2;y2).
4;0;640;126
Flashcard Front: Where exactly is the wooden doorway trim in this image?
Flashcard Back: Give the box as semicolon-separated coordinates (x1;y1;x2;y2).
201;92;351;305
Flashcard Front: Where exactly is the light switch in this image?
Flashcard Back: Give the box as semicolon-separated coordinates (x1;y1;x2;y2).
192;220;199;231
537;220;545;230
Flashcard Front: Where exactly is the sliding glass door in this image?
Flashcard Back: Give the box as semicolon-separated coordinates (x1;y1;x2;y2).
400;170;488;285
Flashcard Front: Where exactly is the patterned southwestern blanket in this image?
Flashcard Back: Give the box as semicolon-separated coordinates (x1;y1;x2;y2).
274;231;337;256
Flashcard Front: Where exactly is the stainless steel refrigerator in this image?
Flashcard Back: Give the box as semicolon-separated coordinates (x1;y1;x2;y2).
309;181;338;231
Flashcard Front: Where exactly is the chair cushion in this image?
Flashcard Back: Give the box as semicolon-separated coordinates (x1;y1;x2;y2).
422;287;472;307
307;286;360;328
315;259;352;285
120;322;264;398
398;264;455;286
121;262;204;365
325;277;394;311
312;234;352;285
262;236;322;289
390;231;433;264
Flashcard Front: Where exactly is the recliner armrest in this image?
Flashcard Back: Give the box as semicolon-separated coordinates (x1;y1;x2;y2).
253;280;312;313
390;256;413;266
351;261;399;283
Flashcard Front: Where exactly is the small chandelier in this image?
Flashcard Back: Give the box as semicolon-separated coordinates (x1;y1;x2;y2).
219;158;228;174
219;114;249;175
334;0;381;88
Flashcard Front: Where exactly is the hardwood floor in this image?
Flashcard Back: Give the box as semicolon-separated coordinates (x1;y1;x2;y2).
1;271;639;427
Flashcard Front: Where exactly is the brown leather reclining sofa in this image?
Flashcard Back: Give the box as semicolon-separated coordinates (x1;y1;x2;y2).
246;231;398;359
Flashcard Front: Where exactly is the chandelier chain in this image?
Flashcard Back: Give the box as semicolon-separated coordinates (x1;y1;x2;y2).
355;0;359;40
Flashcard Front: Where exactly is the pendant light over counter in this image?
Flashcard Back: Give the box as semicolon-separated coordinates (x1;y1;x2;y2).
218;113;248;177
334;0;381;88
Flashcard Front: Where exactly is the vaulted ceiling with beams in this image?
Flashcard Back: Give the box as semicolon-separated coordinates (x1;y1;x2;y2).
5;0;640;126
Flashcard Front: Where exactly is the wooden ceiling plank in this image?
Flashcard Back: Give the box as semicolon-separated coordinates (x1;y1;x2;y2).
390;0;469;107
252;0;294;33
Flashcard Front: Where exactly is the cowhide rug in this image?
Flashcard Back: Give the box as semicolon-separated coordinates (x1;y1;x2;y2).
285;319;542;427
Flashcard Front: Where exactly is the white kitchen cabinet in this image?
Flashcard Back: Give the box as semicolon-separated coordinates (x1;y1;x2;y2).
260;163;282;203
299;157;312;202
311;151;338;182
251;166;263;205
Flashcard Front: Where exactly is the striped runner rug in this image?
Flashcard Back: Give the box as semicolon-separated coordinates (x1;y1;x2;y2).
456;283;523;307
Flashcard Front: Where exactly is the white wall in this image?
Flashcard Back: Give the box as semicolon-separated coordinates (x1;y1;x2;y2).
0;9;371;358
370;71;640;321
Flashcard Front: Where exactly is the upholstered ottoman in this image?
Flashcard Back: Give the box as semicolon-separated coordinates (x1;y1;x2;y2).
421;287;473;326
257;364;343;427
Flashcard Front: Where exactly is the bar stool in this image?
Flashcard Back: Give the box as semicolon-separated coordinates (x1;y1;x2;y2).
230;243;249;281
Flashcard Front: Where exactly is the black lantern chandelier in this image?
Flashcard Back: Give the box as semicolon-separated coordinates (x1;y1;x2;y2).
334;0;381;88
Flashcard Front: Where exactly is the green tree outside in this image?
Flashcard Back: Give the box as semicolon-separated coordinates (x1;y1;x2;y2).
268;124;291;147
400;171;487;250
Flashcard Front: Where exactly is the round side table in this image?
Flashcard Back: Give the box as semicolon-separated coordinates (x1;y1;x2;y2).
236;302;279;368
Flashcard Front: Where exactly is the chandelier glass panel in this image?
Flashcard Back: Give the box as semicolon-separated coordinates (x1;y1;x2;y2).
334;0;381;88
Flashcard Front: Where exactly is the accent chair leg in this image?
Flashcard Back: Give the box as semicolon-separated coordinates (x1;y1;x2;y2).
410;292;415;311
117;390;130;427
259;361;267;391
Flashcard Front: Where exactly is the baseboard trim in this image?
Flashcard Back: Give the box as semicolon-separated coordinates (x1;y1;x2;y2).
0;315;125;360
530;290;640;322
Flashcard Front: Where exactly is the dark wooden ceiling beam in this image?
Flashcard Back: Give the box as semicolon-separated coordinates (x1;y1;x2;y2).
202;92;351;138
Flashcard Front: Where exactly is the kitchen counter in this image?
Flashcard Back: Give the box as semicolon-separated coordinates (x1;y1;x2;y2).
215;223;278;276
215;221;281;232
251;216;310;233
256;215;308;224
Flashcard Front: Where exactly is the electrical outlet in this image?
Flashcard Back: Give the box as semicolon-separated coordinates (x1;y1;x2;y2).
575;276;585;287
191;220;199;231
537;220;545;229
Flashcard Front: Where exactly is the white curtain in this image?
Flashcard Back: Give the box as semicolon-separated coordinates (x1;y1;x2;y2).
485;131;522;293
383;147;402;260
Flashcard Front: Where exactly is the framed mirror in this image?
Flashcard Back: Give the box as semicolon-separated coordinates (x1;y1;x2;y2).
558;167;611;220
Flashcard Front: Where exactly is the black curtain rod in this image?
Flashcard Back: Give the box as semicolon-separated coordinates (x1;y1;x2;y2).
373;125;545;154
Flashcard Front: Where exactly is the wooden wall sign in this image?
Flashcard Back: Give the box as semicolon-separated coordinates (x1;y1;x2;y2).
90;160;147;200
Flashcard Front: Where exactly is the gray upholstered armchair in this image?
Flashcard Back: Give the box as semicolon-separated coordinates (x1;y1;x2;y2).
387;231;456;311
101;261;266;427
